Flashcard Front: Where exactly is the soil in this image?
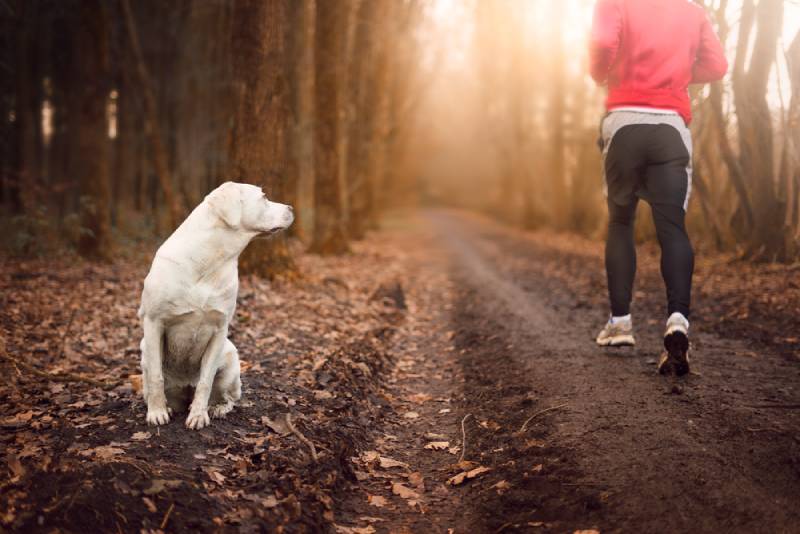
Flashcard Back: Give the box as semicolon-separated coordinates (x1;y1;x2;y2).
2;209;800;533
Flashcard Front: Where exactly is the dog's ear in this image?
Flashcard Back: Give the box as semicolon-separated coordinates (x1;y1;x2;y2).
206;182;242;228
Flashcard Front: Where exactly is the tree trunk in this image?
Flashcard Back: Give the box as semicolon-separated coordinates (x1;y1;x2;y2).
229;0;296;278
14;0;41;214
120;0;185;231
74;0;112;259
733;0;784;259
309;0;349;254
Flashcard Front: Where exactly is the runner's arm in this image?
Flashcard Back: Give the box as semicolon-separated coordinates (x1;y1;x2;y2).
691;13;728;84
589;0;622;85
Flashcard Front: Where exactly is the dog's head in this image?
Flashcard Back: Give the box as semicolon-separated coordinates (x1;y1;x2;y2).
206;182;294;235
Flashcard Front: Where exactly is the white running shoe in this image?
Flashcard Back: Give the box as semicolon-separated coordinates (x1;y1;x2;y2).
596;317;636;347
658;312;690;376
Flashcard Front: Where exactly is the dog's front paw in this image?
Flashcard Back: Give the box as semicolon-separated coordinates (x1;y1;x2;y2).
186;409;210;430
146;405;171;426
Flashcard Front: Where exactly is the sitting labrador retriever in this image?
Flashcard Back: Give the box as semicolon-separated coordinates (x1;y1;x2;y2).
138;182;293;429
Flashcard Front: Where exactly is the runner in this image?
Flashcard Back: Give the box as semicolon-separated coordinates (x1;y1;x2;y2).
589;0;727;375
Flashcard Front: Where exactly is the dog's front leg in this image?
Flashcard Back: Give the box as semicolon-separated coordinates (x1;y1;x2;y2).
142;316;170;425
186;329;226;430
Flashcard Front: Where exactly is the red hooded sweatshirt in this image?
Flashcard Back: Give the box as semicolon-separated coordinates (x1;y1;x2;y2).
589;0;728;125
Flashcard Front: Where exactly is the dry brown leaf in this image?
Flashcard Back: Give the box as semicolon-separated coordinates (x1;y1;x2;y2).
531;464;543;474
6;454;24;480
334;525;376;534
424;441;450;450
144;479;183;495
406;471;424;490
453;460;478;471
206;469;226;485
262;415;291;436
447;466;491;486
262;495;279;508
407;393;432;404
130;374;142;394
142;496;157;513
80;445;125;460
391;482;420;500
574;530;600;534
313;390;333;400
379;456;409;469
424;432;448;440
367;494;388;507
360;450;380;463
403;411;420;420
131;431;151;441
491;480;510;494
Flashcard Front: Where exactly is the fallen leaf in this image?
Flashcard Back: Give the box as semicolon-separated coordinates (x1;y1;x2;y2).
358;516;385;524
312;356;328;372
131;431;151;441
206;469;226;485
143;479;183;495
574;530;600;534
391;482;421;500
531;464;543;474
367;494;387;507
407;393;432;404
334;526;376;534
438;408;451;414
447;466;491;486
313;390;333;400
491;480;510;494
403;411;420;420
130;374;142;394
379;456;409;469
142;496;157;513
4;410;34;425
262;415;291;436
406;471;424;490
453;460;478;471
6;454;24;480
424;441;449;450
424;432;448;440
360;450;380;463
80;445;125;460
262;495;279;508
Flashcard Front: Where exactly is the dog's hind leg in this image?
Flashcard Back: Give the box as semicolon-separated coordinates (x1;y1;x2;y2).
210;339;241;419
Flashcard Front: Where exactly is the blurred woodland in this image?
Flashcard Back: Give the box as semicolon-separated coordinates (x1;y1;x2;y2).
2;0;423;276
2;0;800;269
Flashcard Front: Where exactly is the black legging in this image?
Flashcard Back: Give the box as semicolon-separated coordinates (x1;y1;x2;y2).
604;123;694;318
606;199;694;317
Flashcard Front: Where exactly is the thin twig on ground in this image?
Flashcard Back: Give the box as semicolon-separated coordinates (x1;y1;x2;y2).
286;412;318;462
519;403;569;433
459;413;472;463
0;350;117;389
160;502;175;530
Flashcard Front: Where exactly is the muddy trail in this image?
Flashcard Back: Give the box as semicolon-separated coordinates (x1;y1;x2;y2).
3;210;800;533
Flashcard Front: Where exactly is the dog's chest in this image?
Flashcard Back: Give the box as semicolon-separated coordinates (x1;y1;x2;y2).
163;311;224;374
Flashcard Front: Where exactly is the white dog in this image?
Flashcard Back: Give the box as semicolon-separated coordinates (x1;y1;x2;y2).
138;182;294;429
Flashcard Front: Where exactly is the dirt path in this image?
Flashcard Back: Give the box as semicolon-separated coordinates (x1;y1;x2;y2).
338;210;800;533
